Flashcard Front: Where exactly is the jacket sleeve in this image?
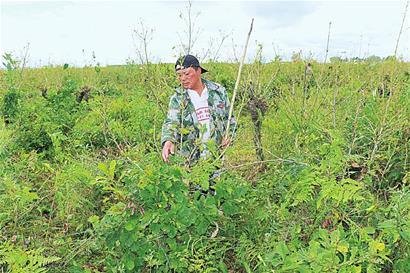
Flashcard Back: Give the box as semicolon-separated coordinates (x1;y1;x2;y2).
161;94;181;147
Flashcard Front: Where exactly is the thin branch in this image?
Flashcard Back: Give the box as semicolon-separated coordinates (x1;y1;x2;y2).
231;37;239;63
324;22;332;63
20;43;30;76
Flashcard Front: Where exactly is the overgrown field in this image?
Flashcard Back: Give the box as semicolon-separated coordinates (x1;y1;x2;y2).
0;60;409;272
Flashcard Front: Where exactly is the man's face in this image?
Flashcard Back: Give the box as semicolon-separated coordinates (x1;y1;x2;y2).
176;67;201;89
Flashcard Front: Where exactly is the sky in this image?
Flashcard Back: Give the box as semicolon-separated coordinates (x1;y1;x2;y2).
1;0;409;67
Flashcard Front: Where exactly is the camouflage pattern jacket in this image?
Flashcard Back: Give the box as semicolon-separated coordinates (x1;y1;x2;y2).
161;78;237;164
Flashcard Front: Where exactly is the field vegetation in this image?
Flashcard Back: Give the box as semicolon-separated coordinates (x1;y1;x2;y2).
0;55;409;272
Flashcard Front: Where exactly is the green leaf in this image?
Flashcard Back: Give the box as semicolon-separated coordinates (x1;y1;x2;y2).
196;219;209;235
179;127;190;135
87;215;99;227
199;179;209;191
276;241;289;260
243;261;252;273
109;160;116;180
222;201;237;216
163;179;172;189
125;258;135;271
337;241;349;254
369;240;385;254
98;162;109;176
164;225;177;238
364;226;376;234
400;228;410;242
125;219;136;231
166;238;177;250
218;261;228;273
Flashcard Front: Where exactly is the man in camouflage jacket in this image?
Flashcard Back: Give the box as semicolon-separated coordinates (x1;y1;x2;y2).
161;55;236;166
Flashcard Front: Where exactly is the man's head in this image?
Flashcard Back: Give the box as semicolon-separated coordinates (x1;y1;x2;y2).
175;55;207;89
175;55;208;74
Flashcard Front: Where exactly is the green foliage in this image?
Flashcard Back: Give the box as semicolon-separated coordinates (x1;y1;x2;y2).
9;77;86;154
96;156;248;272
1;89;20;124
0;178;38;229
2;53;19;71
71;91;158;150
0;61;409;272
0;241;60;273
53;161;96;224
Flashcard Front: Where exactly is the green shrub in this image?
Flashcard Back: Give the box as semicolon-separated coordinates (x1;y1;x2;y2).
95;156;248;272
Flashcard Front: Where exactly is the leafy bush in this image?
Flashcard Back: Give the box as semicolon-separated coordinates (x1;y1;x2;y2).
95;156;249;272
1;88;20;124
9;77;86;155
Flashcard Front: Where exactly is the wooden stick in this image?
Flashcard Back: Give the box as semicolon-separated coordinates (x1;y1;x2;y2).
324;21;332;63
225;18;254;139
394;1;409;58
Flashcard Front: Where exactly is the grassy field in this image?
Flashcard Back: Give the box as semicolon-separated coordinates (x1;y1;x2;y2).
0;60;409;272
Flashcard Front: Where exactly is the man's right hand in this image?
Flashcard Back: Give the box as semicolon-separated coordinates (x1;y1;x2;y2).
162;141;175;163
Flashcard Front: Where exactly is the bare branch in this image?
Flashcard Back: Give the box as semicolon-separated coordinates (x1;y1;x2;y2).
177;0;202;55
20;43;30;76
132;19;154;64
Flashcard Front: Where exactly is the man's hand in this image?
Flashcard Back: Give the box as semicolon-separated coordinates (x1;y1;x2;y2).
221;137;231;149
162;141;175;163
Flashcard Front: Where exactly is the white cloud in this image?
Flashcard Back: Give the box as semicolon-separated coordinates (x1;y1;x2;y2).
1;0;409;67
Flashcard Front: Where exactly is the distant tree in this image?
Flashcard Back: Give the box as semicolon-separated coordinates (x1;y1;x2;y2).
350;57;363;62
329;56;346;63
384;55;398;61
365;55;382;63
